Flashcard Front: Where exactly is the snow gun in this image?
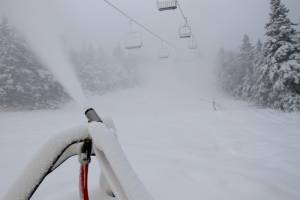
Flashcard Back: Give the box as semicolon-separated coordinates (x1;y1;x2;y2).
85;107;103;123
4;108;153;200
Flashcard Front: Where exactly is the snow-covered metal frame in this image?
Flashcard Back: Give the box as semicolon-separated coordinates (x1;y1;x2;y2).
4;120;153;200
157;0;177;11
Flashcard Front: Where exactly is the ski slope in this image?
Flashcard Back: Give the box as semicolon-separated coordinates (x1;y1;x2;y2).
1;59;300;200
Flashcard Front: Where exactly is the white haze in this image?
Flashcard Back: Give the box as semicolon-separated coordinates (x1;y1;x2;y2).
1;0;87;107
5;0;296;58
0;0;299;100
1;0;299;67
1;1;300;200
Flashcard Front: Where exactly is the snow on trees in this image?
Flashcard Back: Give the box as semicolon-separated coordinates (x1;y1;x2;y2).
69;45;109;94
255;0;300;111
217;48;237;92
0;18;139;109
217;35;256;99
217;0;300;112
235;35;255;99
69;43;138;96
0;18;69;110
249;40;265;101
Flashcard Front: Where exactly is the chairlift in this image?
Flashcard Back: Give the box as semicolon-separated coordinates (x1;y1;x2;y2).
124;31;143;50
179;23;192;39
124;21;143;50
158;43;170;59
188;37;198;50
157;0;177;11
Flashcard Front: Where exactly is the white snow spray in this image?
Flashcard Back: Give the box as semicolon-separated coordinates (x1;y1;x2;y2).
1;0;88;108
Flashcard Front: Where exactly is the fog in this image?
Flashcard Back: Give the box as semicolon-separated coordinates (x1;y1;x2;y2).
1;1;300;199
1;0;87;106
0;0;299;103
51;0;300;57
1;0;299;58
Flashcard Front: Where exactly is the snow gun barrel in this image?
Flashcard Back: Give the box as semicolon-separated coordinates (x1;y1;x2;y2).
85;108;103;123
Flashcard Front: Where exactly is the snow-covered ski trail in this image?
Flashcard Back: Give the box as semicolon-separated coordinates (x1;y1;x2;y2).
1;60;300;200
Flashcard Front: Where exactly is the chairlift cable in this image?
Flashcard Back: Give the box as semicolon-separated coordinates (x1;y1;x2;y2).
178;2;193;33
177;1;199;47
177;2;188;23
103;0;175;49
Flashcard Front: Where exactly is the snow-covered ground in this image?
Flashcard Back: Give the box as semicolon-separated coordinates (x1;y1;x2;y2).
1;59;300;200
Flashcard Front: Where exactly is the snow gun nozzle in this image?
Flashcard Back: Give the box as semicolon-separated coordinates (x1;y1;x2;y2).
85;108;103;123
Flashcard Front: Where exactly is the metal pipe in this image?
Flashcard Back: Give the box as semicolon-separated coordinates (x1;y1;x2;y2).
85;108;103;123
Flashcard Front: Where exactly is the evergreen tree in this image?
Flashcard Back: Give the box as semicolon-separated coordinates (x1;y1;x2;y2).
255;0;300;111
70;45;108;94
253;40;264;71
216;48;238;92
69;43;137;96
0;18;69;110
231;34;255;98
248;40;264;100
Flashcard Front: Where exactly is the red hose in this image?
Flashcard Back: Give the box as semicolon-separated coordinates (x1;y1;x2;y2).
80;164;89;200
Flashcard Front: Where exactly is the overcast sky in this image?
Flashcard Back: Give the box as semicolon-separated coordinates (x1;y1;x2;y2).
1;0;300;58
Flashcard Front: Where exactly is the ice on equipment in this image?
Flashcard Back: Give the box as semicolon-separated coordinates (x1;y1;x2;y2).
4;108;154;200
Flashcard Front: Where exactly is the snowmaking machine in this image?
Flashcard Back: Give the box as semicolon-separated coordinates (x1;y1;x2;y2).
4;108;153;200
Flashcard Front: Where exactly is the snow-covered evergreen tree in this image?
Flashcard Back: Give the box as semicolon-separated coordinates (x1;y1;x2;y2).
112;42;139;86
69;43;137;96
0;18;69;110
255;0;300;111
247;40;264;100
253;40;264;68
70;45;108;94
216;0;300;112
217;35;255;97
235;35;255;98
216;48;238;92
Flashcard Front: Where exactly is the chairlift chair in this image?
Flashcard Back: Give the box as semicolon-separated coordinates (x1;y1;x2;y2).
157;0;177;11
188;37;198;50
124;31;143;50
158;45;170;59
179;23;192;39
